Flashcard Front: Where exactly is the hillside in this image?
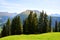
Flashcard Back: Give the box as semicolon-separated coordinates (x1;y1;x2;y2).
0;32;60;40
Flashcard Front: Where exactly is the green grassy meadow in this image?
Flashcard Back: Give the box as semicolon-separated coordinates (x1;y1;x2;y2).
0;32;60;40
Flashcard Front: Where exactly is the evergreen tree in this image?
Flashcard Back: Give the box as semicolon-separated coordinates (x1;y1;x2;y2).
38;10;44;33
1;18;11;37
23;19;29;34
23;12;38;34
55;20;58;32
11;16;22;35
58;22;60;32
11;17;15;35
49;16;52;32
1;25;7;37
43;13;48;33
16;16;22;34
28;11;34;34
6;18;11;35
32;13;38;33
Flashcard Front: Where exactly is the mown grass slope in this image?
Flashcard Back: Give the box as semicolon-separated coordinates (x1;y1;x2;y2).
0;32;60;40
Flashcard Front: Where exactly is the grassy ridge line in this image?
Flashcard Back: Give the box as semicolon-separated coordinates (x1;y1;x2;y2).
0;32;60;40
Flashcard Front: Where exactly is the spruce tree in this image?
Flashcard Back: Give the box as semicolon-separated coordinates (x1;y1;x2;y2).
1;18;11;37
23;12;38;34
32;13;38;33
11;17;15;35
11;16;22;35
55;20;58;32
28;11;33;34
16;16;22;34
49;16;52;32
1;25;7;37
38;10;44;33
43;13;48;33
23;19;29;34
6;18;11;35
58;22;60;32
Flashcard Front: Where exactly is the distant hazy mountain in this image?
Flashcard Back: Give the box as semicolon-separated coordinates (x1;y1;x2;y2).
0;12;17;27
17;10;60;27
0;12;17;17
51;17;60;27
50;13;60;17
49;13;60;27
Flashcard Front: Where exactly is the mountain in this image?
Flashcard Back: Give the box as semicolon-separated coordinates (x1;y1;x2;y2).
49;13;60;27
0;12;17;17
17;10;40;23
0;12;17;27
17;10;31;23
17;10;60;27
50;13;60;17
51;17;60;27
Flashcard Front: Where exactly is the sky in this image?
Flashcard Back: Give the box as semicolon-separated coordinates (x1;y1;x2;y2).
0;0;60;15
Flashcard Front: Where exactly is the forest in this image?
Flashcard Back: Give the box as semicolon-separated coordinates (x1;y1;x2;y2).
0;10;60;38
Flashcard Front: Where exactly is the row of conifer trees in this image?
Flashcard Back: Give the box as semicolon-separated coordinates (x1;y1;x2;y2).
1;10;60;37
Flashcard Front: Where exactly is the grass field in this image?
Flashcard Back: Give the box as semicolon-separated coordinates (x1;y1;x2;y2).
0;32;60;40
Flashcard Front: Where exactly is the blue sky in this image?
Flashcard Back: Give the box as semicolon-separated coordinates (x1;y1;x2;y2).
0;0;60;15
